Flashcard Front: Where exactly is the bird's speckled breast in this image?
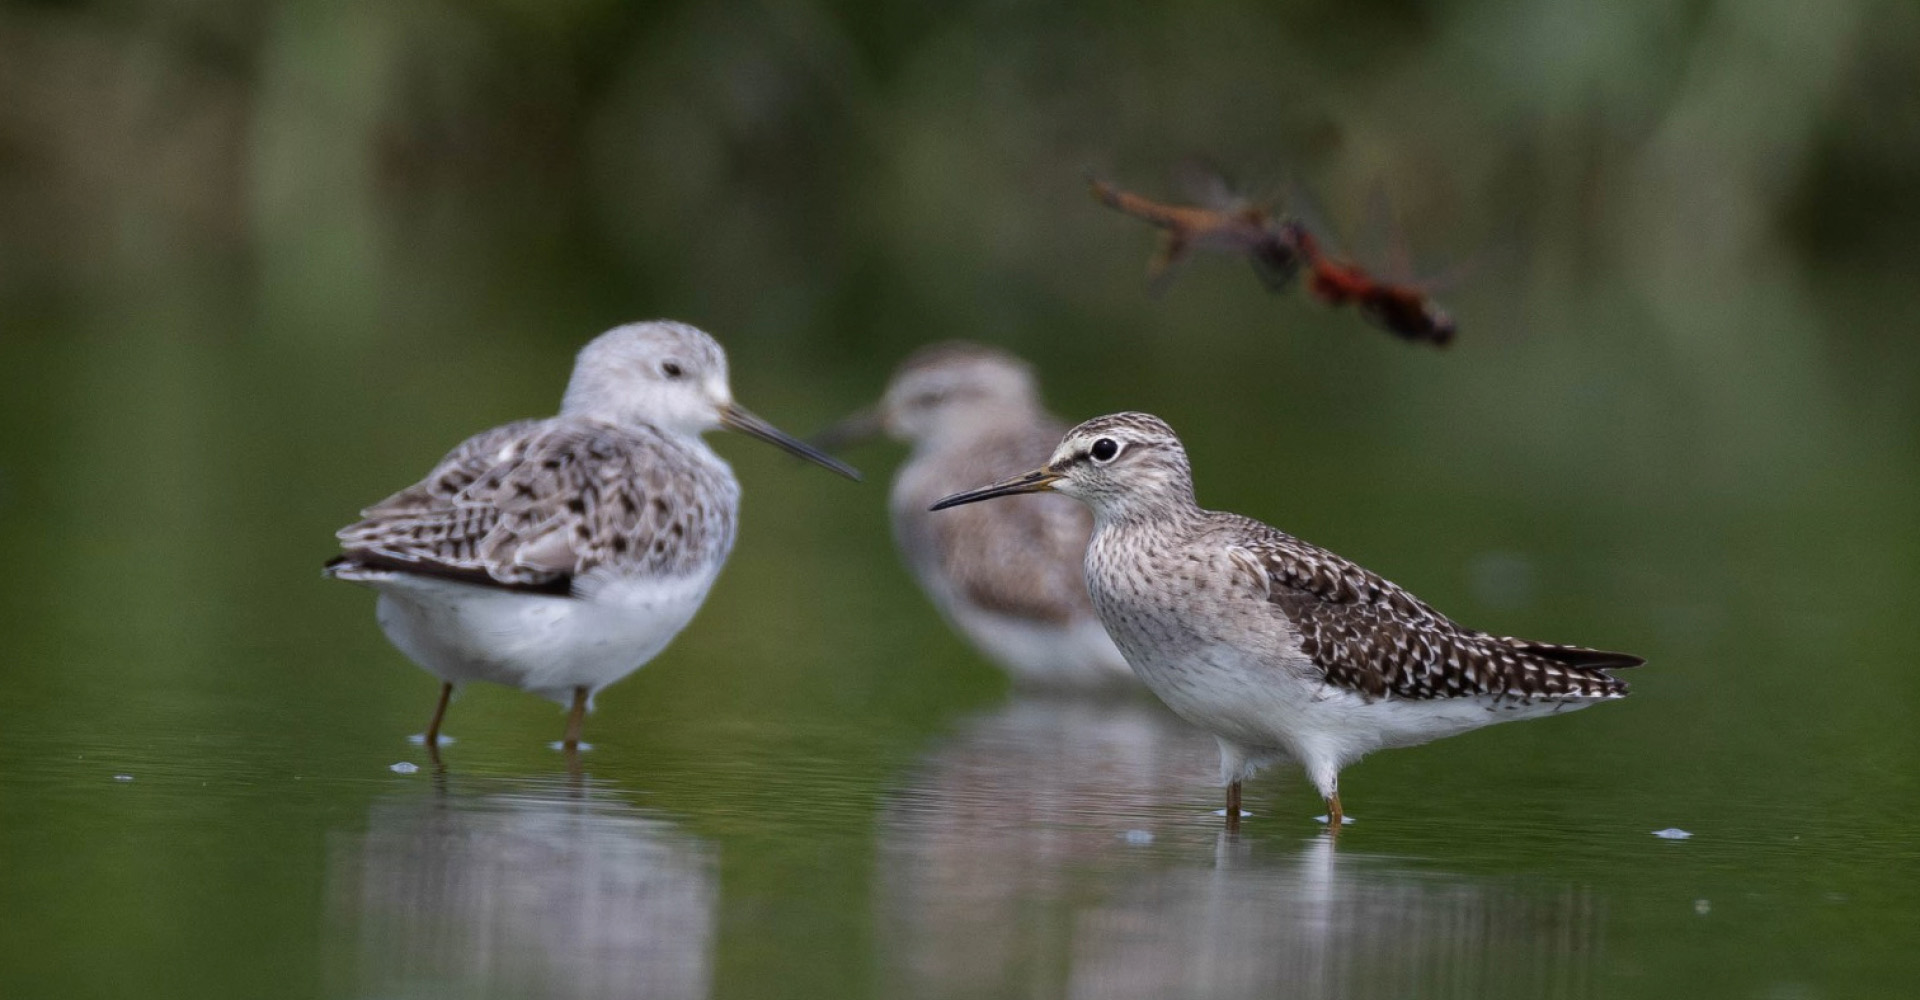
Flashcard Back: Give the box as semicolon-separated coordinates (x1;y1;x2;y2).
1084;519;1311;740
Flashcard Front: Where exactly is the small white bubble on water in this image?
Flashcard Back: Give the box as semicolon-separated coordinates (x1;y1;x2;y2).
389;762;419;775
1122;829;1154;845
1694;899;1711;915
1652;827;1693;840
112;774;133;782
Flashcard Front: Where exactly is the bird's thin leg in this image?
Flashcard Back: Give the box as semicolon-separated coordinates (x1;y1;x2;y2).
425;682;453;746
1327;792;1344;831
1225;780;1243;831
562;686;588;751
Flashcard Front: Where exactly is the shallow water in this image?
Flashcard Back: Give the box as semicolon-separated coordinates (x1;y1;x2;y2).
7;274;1920;999
8;300;1920;998
7;668;1919;999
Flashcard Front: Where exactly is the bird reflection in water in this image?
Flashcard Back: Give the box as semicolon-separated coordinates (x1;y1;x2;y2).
1068;837;1605;1000
874;695;1221;997
876;702;1604;999
327;775;717;1000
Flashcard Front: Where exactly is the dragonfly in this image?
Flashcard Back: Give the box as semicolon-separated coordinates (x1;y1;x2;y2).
1088;167;1307;297
1294;225;1456;347
1092;164;1459;348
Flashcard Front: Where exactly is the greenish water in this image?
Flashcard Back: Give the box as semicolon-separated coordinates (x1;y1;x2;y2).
5;295;1918;1000
4;0;1920;996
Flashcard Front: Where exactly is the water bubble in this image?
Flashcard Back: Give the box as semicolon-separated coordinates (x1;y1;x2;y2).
389;762;420;775
1694;899;1711;915
1652;827;1693;840
1122;829;1154;845
112;774;133;782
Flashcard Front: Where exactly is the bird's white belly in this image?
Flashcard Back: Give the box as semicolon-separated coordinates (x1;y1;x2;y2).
371;570;719;705
1116;639;1323;755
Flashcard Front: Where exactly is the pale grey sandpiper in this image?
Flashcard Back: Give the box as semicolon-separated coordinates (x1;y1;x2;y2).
813;342;1131;687
326;320;859;750
932;412;1641;827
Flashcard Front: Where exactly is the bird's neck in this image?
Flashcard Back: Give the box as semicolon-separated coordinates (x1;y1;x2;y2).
1088;488;1203;535
566;403;714;442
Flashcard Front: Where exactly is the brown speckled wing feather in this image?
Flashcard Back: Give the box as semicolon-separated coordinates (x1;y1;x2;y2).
1220;515;1640;700
333;418;737;594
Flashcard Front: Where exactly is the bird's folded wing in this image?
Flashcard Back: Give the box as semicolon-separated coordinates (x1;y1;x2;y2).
1228;529;1632;700
1226;528;1446;622
334;420;733;592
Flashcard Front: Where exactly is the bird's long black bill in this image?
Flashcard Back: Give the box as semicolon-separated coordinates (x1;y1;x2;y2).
929;469;1062;511
807;406;884;454
721;404;862;481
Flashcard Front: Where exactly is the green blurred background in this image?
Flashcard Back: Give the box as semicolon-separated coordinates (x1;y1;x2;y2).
2;0;1918;997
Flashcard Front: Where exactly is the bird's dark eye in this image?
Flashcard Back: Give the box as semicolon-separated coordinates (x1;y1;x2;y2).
1089;437;1121;463
661;362;685;379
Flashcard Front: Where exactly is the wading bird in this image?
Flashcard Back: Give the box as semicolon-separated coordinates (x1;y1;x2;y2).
327;321;859;750
933;413;1639;829
814;343;1132;687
